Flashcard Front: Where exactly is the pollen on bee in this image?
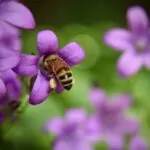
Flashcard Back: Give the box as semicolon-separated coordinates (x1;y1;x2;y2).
49;78;57;90
72;78;75;84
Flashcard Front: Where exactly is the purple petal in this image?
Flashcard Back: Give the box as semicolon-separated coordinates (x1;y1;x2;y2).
59;42;85;66
55;80;64;94
85;116;102;143
0;21;20;40
0;1;35;29
13;54;39;77
117;51;143;77
0;46;20;71
29;72;51;105
54;138;93;150
0;78;6;99
65;109;87;124
106;134;123;150
127;6;148;35
110;94;132;111
37;30;58;56
143;52;150;69
104;28;133;51
44;117;64;135
88;88;106;107
9;37;22;52
0;70;21;101
129;136;148;150
121;117;140;135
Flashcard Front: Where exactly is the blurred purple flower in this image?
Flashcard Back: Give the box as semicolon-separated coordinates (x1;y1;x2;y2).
104;6;150;77
129;135;148;150
44;109;96;150
14;30;85;105
88;87;139;149
0;0;35;29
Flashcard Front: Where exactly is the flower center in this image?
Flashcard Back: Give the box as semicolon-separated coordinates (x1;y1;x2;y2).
135;38;147;52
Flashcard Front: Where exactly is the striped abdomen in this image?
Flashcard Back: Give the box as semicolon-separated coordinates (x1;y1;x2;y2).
57;69;73;90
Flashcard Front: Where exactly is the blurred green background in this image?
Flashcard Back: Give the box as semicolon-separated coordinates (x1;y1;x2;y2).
1;0;150;149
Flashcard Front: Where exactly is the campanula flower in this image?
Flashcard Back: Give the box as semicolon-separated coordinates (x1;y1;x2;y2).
129;136;148;150
88;87;139;149
104;6;150;77
44;109;97;150
14;30;85;105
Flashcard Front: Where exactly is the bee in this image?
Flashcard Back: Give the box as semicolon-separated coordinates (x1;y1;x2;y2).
39;54;74;91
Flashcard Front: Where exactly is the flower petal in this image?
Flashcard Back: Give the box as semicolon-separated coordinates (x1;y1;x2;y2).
143;52;150;69
29;72;51;105
37;30;58;55
117;51;143;77
9;37;22;52
85;116;102;143
44;117;64;135
59;42;85;66
127;6;148;35
121;117;140;135
54;138;93;150
110;94;132;111
104;28;133;51
65;109;87;124
0;1;35;29
106;134;123;150
0;21;20;40
13;54;39;76
55;81;64;94
129;136;148;150
0;46;20;71
88;88;106;107
0;78;6;99
0;70;21;101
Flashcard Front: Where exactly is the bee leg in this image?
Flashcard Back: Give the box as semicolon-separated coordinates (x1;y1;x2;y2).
49;78;57;90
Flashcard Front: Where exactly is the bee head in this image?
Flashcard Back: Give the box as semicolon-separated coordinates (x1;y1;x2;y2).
47;54;59;62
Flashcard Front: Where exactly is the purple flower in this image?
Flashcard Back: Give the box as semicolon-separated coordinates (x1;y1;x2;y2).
104;6;150;77
44;109;96;150
0;69;21;101
88;87;139;149
0;42;21;71
0;0;35;71
14;30;85;105
0;0;35;29
129;135;148;150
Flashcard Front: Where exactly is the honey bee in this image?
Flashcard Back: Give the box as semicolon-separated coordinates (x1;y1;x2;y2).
39;54;74;91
